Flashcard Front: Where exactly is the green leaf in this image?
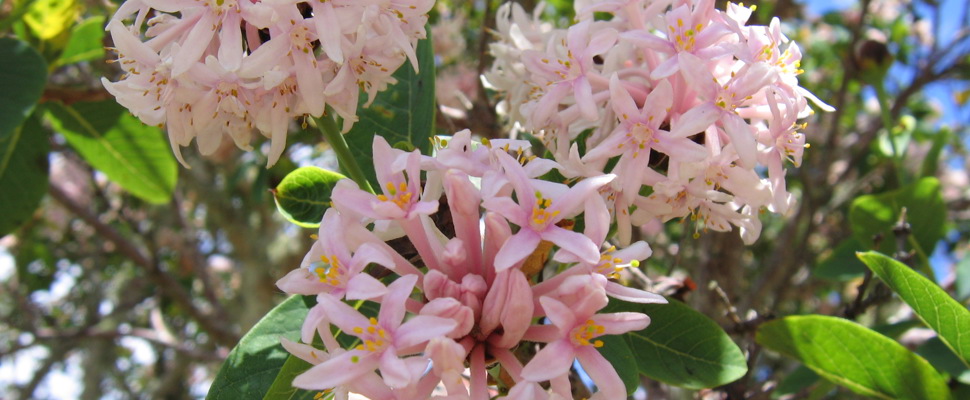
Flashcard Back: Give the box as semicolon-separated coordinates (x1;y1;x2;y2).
54;16;106;67
46;100;177;204
814;237;867;281
0;116;50;236
261;300;379;400
344;27;435;188
272;167;346;228
917;337;970;384
757;315;952;400
849;177;946;263
0;37;47;140
858;251;970;367
772;365;820;399
606;298;748;389
597;334;639;395
262;354;318;400
208;295;310;400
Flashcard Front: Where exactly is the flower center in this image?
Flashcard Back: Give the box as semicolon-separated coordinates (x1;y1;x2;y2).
377;181;414;210
669;19;703;52
351;317;390;356
313;255;345;287
570;319;605;347
530;192;560;230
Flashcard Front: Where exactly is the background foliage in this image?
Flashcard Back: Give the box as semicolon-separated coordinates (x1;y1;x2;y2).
0;0;968;398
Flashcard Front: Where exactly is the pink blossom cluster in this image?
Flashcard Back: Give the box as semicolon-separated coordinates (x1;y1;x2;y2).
102;0;433;166
276;131;666;399
486;0;833;245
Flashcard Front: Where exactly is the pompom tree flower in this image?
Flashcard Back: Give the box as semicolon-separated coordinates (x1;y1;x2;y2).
486;0;833;245
103;0;433;166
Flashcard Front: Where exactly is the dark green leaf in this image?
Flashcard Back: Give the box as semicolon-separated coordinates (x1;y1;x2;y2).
55;16;106;67
918;337;970;384
208;295;310;400
858;251;970;367
46;100;177;204
848;177;945;263
814;237;867;281
0;37;47;140
757;315;951;400
272;167;346;228
0;116;50;236
606;298;748;389
772;365;819;399
597;334;639;395
262;354;318;400
344;27;435;188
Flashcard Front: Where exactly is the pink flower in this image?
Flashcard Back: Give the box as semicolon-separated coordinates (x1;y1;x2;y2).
484;152;614;270
294;275;456;389
276;209;392;300
521;275;650;399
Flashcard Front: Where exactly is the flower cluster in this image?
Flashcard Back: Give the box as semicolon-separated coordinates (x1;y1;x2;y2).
486;0;833;245
276;131;666;398
102;0;433;166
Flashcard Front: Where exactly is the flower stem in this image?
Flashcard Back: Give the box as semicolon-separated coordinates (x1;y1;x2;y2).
314;113;375;194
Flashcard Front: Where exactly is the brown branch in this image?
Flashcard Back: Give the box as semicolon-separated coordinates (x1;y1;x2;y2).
49;183;240;346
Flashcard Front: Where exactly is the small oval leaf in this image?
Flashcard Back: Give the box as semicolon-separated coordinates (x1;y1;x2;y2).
757;315;952;400
858;251;970;367
273;166;346;228
606;298;748;389
849;177;945;260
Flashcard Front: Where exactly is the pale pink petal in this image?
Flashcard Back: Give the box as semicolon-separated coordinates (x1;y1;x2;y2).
394;316;458;349
292;350;378;390
172;13;216;77
345;274;388;300
493;230;542;271
650;55;681;80
539;296;576;330
521;340;575;382
547;174;614;217
595;312;652;335
378;349;412;388
542;226;600;265
574;77;598;121
276;268;327;296
317;294;370;334
280;337;329;365
379;274;418;329
670;103;720;138
722;114;757;169
606;281;668;303
575;346;626;400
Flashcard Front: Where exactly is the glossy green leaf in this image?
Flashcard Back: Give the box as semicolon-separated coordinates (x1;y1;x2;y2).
606;298;748;389
0;37;47;140
0;116;50;236
344;27;435;188
272;167;346;228
858;251;970;367
757;315;952;400
849;177;945;261
46;100;177;204
208;295;310;400
55;16;106;67
598;334;639;395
